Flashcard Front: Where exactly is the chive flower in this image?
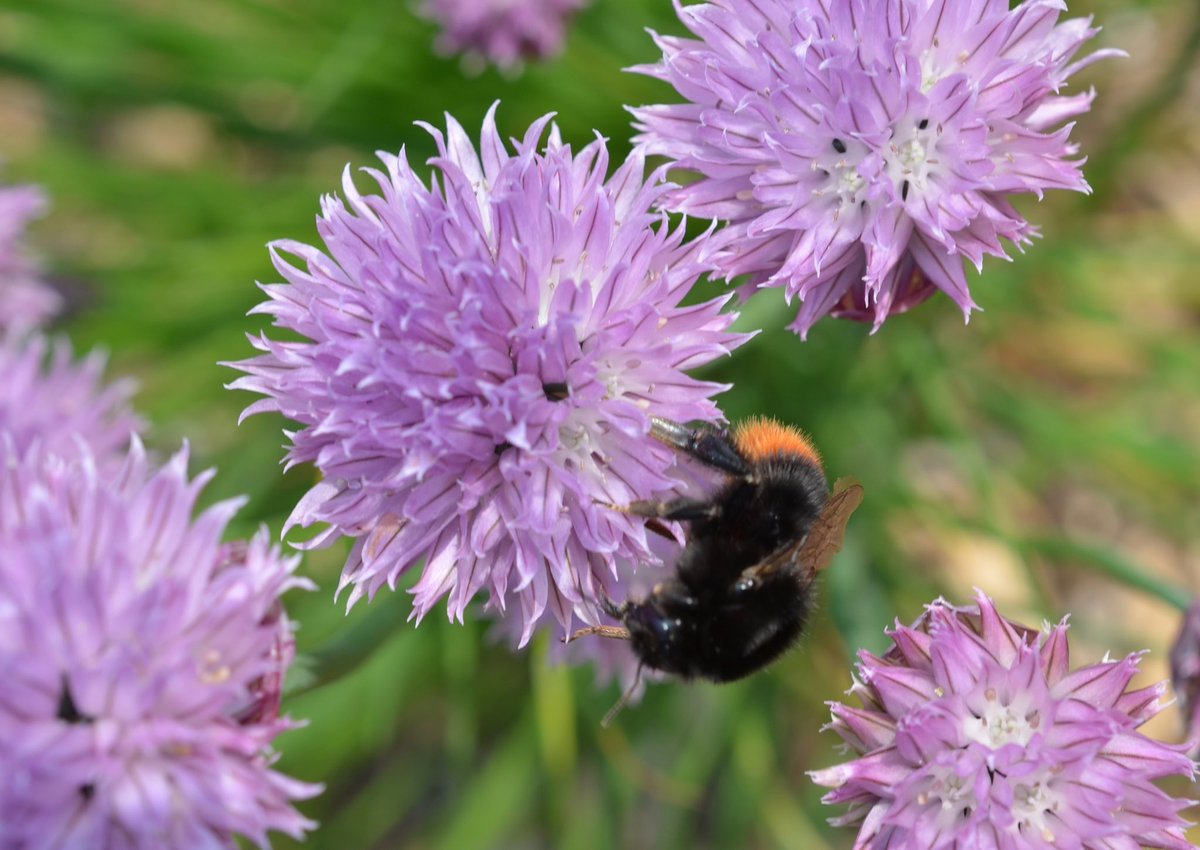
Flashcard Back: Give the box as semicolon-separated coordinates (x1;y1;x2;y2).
811;591;1195;849
1;332;140;464
230;106;741;646
418;0;589;70
632;0;1122;335
0;441;320;848
0;178;58;331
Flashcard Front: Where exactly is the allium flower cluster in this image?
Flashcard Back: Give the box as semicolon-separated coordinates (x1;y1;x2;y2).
1170;599;1200;753
811;591;1195;850
0;441;319;849
0;178;59;331
632;0;1122;336
418;0;589;69
1;332;141;464
231;106;741;646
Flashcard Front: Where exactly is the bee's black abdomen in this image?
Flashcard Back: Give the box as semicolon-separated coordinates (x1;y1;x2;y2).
613;421;834;684
700;569;813;681
621;569;813;682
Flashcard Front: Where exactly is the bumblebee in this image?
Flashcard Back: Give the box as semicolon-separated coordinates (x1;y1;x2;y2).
572;415;862;691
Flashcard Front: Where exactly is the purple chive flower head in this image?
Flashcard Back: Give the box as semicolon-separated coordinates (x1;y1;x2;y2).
811;591;1195;850
230;106;741;646
0;441;320;849
1170;599;1200;753
418;0;589;70
0;332;141;464
0;178;59;331
632;0;1123;336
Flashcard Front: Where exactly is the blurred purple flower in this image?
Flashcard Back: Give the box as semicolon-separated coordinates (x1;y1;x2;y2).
632;0;1123;336
0;441;320;849
0;178;59;331
0;332;141;464
230;106;741;647
1170;599;1200;753
811;591;1194;850
418;0;589;70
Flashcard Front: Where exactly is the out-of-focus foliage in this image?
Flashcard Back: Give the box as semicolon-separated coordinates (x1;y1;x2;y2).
1;0;1197;847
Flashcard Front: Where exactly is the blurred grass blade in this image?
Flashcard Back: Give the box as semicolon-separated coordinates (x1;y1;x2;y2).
1016;535;1191;612
289;592;410;697
433;712;538;850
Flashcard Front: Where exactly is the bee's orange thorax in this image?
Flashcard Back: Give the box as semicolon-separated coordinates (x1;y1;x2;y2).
733;417;822;468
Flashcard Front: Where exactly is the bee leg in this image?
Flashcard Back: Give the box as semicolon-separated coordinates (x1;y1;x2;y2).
650;416;749;477
565;624;632;643
608;497;719;523
598;594;625;620
598;498;711;542
643;518;679;542
563;591;632;643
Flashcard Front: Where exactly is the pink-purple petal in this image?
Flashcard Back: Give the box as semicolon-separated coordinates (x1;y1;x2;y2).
0;333;142;467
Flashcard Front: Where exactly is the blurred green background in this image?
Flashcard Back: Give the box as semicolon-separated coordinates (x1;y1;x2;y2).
2;0;1198;847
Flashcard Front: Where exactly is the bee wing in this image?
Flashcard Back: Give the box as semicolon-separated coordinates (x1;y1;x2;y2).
745;535;808;579
799;477;864;573
741;478;864;580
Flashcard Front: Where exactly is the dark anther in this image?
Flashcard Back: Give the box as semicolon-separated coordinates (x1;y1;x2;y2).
832;138;847;154
79;783;96;801
543;382;570;401
918;118;929;130
56;676;93;725
494;442;512;456
901;179;910;200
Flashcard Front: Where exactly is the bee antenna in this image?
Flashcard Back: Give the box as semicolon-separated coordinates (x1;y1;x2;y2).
601;663;643;728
